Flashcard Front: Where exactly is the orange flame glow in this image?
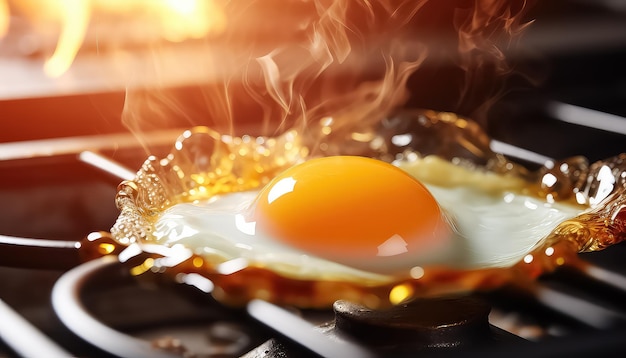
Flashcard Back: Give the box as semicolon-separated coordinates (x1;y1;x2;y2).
43;0;90;77
0;0;8;38
2;0;226;77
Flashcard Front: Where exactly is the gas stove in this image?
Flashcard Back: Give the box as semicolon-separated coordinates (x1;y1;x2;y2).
1;0;626;357
1;134;626;358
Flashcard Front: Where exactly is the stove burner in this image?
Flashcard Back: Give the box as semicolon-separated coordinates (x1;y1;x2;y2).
245;296;528;358
332;297;492;351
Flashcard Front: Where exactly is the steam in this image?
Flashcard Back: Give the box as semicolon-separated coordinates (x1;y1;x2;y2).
2;1;534;151
121;0;433;150
453;0;535;119
120;0;534;152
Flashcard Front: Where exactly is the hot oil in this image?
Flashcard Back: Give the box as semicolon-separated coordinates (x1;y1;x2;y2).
107;109;626;309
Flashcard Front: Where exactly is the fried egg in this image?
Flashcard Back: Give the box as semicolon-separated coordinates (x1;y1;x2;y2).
152;155;585;282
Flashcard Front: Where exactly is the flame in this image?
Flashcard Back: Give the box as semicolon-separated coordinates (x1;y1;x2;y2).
2;0;226;77
43;0;90;77
0;0;8;37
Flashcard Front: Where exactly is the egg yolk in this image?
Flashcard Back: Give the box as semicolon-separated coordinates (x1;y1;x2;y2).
252;156;452;274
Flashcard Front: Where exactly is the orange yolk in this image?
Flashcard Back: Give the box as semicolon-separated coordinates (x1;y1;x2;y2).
252;156;452;274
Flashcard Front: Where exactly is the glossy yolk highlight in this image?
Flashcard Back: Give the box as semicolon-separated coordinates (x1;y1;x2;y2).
252;156;452;273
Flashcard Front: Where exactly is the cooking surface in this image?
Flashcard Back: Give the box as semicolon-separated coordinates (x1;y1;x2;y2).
1;0;626;357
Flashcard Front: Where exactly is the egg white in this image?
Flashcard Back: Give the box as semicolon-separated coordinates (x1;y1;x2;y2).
153;191;391;282
151;156;585;280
